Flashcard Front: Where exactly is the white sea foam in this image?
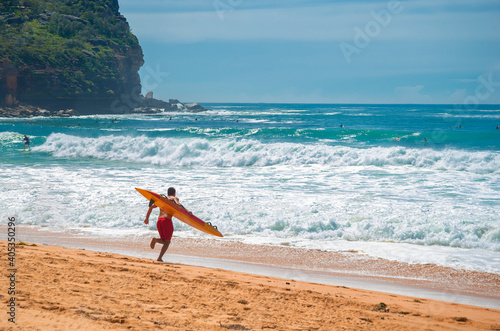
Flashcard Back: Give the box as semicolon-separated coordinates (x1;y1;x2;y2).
1;160;498;272
431;113;500;119
34;133;500;174
0;131;24;144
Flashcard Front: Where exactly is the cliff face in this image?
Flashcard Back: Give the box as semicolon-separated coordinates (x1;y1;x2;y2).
0;0;144;114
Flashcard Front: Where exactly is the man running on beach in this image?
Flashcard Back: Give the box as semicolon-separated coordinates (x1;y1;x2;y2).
144;187;181;262
23;135;30;150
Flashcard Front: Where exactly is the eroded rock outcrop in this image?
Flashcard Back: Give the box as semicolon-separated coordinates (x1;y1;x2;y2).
133;92;208;113
0;0;144;114
0;104;79;118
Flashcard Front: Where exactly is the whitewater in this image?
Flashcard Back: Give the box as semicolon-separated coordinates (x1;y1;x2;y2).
1;103;499;273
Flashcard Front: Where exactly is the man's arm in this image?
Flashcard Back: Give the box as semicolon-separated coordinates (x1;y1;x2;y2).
144;204;157;224
171;197;192;214
178;200;192;214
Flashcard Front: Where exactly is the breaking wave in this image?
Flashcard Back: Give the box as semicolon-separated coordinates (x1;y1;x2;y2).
35;133;500;173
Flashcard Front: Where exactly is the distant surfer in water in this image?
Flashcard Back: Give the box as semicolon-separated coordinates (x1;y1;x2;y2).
23;135;30;150
144;187;181;262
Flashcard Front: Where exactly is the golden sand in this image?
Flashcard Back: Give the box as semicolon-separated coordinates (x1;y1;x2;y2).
1;240;499;330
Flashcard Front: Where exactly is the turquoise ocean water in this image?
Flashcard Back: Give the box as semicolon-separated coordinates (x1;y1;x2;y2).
1;104;499;272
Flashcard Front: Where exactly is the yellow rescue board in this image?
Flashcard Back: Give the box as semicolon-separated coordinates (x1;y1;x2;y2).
136;188;223;237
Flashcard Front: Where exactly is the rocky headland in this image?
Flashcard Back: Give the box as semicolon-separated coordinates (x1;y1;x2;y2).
0;0;207;117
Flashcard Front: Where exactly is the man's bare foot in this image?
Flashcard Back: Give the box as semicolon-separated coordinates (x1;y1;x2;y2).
157;258;163;262
150;238;156;249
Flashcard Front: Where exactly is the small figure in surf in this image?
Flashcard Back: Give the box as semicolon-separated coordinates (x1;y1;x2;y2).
144;187;189;262
23;135;30;150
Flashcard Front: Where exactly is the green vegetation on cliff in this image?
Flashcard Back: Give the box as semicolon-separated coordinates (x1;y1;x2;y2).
0;0;144;112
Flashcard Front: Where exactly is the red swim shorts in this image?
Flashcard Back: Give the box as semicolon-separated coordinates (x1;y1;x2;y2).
157;218;174;241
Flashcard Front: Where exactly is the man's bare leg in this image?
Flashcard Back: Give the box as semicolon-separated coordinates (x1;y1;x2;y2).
157;240;170;262
150;237;166;249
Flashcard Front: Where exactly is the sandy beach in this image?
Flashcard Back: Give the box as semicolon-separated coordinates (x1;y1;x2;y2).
1;228;500;330
9;226;500;304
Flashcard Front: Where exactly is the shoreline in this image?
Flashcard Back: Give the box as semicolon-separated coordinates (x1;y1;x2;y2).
7;225;500;310
0;98;207;118
1;239;499;330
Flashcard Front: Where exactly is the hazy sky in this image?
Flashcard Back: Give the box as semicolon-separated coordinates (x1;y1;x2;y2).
120;0;500;104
